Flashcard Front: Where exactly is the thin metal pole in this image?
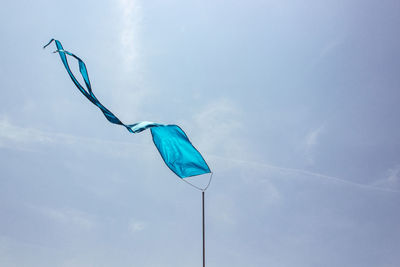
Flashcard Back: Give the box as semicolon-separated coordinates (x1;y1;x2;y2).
202;191;205;267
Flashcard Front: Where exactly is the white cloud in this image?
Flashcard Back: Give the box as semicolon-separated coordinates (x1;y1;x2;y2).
303;125;324;164
210;193;237;226
119;0;143;70
319;39;343;59
110;0;150;121
0;116;148;156
370;164;400;191
387;165;400;183
210;154;400;194
0;117;54;149
129;219;146;233
29;205;95;229
305;125;324;147
193;99;246;157
311;38;344;68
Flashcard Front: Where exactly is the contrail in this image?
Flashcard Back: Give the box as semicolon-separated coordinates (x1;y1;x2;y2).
209;155;400;194
2;119;399;193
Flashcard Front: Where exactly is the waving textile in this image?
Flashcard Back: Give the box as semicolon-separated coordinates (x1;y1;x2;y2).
44;39;211;178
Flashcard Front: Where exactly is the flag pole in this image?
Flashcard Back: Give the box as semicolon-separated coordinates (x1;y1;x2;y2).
202;191;205;267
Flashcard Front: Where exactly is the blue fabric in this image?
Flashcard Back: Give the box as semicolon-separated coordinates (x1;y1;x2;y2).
44;39;211;178
151;126;211;178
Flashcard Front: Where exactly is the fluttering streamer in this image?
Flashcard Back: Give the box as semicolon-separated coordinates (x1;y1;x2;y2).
44;39;211;179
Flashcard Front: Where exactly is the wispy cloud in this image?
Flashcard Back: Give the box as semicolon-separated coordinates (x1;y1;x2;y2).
4;117;397;194
305;125;324;148
194;99;246;157
303;125;324;164
210;194;237;225
0;117;54;150
29;205;95;229
0;116;148;155
111;0;150;121
386;165;400;184
129;219;146;234
311;38;344;68
192;104;398;194
370;164;400;191
210;154;400;193
119;0;142;70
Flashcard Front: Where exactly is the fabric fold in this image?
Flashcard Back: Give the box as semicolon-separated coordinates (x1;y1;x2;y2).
44;39;210;178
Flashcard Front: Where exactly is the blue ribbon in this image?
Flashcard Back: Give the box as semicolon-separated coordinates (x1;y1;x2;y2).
44;39;211;178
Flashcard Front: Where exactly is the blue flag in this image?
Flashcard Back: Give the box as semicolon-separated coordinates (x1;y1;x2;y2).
44;39;211;178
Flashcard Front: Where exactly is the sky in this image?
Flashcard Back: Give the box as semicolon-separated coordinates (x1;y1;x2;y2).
0;0;400;266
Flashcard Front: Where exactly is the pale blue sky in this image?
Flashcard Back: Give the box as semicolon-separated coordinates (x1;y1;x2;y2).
0;0;399;266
